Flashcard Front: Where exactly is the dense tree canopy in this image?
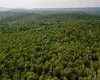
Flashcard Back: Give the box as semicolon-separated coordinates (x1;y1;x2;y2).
0;11;100;80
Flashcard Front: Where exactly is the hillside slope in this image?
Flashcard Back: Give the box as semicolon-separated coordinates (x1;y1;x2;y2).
0;11;100;80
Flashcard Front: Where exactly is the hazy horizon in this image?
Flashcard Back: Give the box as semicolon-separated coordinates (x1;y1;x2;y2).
1;6;100;9
0;0;100;8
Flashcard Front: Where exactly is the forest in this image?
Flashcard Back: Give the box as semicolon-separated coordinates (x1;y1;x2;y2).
0;9;100;80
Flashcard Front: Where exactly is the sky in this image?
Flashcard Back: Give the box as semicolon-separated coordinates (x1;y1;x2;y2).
0;0;100;8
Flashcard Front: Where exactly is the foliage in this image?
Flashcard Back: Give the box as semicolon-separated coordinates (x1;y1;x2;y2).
0;11;100;80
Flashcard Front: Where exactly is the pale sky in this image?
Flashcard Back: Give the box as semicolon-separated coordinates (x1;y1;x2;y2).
0;0;100;8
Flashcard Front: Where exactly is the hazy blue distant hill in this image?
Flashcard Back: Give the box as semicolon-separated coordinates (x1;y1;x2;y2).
0;7;100;15
0;7;100;13
9;8;29;12
86;7;100;15
0;7;10;11
31;8;100;14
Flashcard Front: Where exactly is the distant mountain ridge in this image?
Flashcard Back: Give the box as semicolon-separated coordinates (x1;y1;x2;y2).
0;7;100;11
0;7;100;14
0;7;10;11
